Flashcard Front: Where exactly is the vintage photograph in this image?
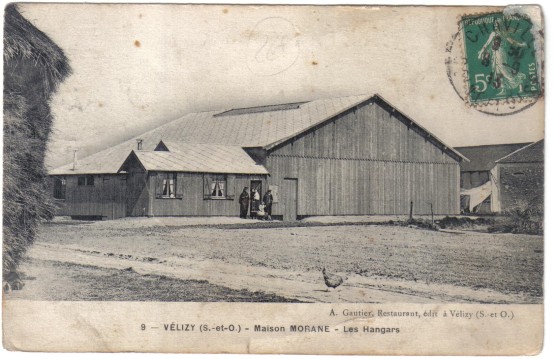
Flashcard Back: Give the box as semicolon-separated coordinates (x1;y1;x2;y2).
3;2;545;354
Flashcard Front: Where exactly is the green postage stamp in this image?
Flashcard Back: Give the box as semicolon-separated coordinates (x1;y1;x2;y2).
461;12;541;104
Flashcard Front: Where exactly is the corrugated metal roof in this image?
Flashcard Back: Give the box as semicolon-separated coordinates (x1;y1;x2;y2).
455;143;532;172
496;139;544;164
49;93;463;175
119;142;269;175
50;94;369;175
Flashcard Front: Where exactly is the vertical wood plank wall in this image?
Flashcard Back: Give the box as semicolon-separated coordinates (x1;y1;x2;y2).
52;175;127;219
266;101;460;216
148;173;266;216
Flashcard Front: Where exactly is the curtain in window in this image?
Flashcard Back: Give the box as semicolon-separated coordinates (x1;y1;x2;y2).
160;173;177;198
208;175;226;197
217;180;225;197
162;178;168;196
169;178;175;198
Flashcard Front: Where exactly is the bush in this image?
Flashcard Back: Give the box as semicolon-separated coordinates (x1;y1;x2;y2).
3;5;71;276
488;198;543;235
437;216;493;230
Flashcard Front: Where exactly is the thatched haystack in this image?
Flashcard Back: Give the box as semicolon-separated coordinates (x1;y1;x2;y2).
3;4;71;280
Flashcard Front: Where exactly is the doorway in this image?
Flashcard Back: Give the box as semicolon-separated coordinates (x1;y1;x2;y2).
283;178;298;221
250;180;262;216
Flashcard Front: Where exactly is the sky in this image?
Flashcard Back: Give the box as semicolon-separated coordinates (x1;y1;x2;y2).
17;3;545;169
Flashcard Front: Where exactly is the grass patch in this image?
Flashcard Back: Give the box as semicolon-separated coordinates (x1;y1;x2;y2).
13;259;301;302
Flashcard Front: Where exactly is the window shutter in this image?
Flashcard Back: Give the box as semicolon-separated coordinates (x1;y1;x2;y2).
155;173;163;197
162;179;168;196
203;174;211;197
175;174;183;198
226;175;235;198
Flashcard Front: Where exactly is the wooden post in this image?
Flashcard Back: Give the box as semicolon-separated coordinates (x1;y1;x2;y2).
430;203;434;225
409;201;413;222
72;149;78;171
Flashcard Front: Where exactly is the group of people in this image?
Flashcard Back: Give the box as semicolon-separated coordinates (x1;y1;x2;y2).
239;187;273;220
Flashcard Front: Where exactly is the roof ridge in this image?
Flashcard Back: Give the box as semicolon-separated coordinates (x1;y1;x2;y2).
160;139;247;147
455;142;532;149
495;139;544;163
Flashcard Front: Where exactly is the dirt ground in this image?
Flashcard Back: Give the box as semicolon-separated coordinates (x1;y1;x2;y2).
8;217;543;303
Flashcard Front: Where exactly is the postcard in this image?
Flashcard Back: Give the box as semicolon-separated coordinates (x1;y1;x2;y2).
3;3;544;354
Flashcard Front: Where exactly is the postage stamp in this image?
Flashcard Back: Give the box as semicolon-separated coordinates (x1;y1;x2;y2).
460;12;541;105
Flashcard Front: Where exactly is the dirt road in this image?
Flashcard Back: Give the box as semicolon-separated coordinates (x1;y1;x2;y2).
10;218;543;303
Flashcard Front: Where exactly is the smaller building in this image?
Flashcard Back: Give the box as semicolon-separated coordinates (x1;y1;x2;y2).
117;140;269;217
493;139;544;213
455;140;543;213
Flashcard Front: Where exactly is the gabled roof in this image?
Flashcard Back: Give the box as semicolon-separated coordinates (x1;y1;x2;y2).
118;142;269;175
50;93;463;175
496;139;544;164
455;143;532;172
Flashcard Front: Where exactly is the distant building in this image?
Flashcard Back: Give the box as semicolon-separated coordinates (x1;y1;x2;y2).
49;94;466;220
494;139;544;213
455;140;543;213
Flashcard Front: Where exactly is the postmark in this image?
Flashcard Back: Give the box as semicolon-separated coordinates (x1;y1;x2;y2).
246;17;300;76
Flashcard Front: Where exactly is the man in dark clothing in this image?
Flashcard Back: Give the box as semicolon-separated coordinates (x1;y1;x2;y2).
262;189;273;219
239;187;250;218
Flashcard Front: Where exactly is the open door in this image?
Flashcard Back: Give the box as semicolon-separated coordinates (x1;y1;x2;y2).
250;180;262;216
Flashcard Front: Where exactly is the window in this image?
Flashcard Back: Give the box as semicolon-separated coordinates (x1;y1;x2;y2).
155;173;181;199
204;174;232;200
160;173;178;198
53;177;66;200
210;175;226;198
77;175;94;186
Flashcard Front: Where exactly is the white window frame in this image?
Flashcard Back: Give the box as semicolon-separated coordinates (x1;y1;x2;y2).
210;175;226;198
160;173;177;198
